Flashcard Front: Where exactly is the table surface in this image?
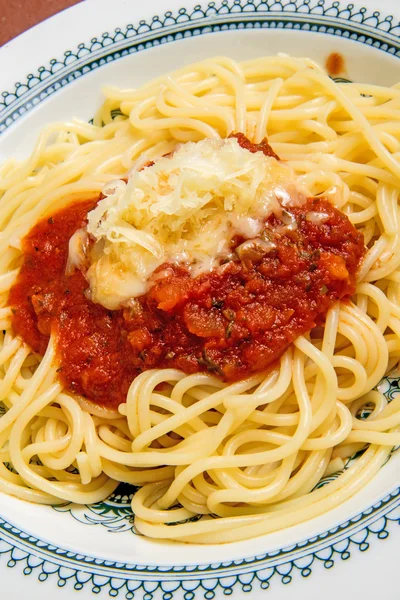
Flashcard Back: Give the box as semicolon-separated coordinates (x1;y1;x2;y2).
0;0;82;47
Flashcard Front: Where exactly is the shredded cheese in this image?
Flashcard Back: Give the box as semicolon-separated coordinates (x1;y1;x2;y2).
79;138;307;309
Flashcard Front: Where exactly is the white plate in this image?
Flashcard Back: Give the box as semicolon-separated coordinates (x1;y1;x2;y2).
1;1;400;599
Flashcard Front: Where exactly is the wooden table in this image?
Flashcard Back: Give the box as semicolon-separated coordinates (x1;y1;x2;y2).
0;0;82;47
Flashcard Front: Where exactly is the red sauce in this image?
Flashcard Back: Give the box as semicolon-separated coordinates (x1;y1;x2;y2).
229;132;280;160
326;52;346;77
9;194;365;410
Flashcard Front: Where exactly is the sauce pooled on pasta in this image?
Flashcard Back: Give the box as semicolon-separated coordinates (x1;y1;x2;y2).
9;138;365;409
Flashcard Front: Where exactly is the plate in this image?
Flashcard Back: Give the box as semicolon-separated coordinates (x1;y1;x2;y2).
1;1;400;599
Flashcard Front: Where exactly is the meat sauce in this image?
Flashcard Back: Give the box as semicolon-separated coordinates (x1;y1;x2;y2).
9;142;365;410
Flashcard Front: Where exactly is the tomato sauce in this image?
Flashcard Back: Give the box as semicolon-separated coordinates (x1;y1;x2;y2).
9;192;365;410
326;52;346;77
229;132;280;160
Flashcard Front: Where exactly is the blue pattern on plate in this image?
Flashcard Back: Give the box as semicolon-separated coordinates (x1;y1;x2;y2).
1;1;400;597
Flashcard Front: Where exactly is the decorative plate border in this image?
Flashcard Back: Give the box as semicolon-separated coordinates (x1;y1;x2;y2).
1;0;400;597
2;0;400;134
1;487;399;598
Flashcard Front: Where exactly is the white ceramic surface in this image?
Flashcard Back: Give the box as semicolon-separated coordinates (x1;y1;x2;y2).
1;1;400;598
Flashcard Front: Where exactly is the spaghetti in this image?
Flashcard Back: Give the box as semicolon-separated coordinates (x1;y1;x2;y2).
0;55;400;544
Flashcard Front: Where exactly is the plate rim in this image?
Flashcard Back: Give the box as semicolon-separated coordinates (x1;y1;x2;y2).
1;487;399;596
2;0;400;133
1;0;400;598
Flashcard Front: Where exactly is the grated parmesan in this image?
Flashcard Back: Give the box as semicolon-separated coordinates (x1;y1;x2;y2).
78;138;307;309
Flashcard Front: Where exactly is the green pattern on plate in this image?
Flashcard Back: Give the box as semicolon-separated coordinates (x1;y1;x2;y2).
1;1;400;597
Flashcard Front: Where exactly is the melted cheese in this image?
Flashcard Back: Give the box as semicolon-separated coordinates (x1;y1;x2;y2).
81;138;306;309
